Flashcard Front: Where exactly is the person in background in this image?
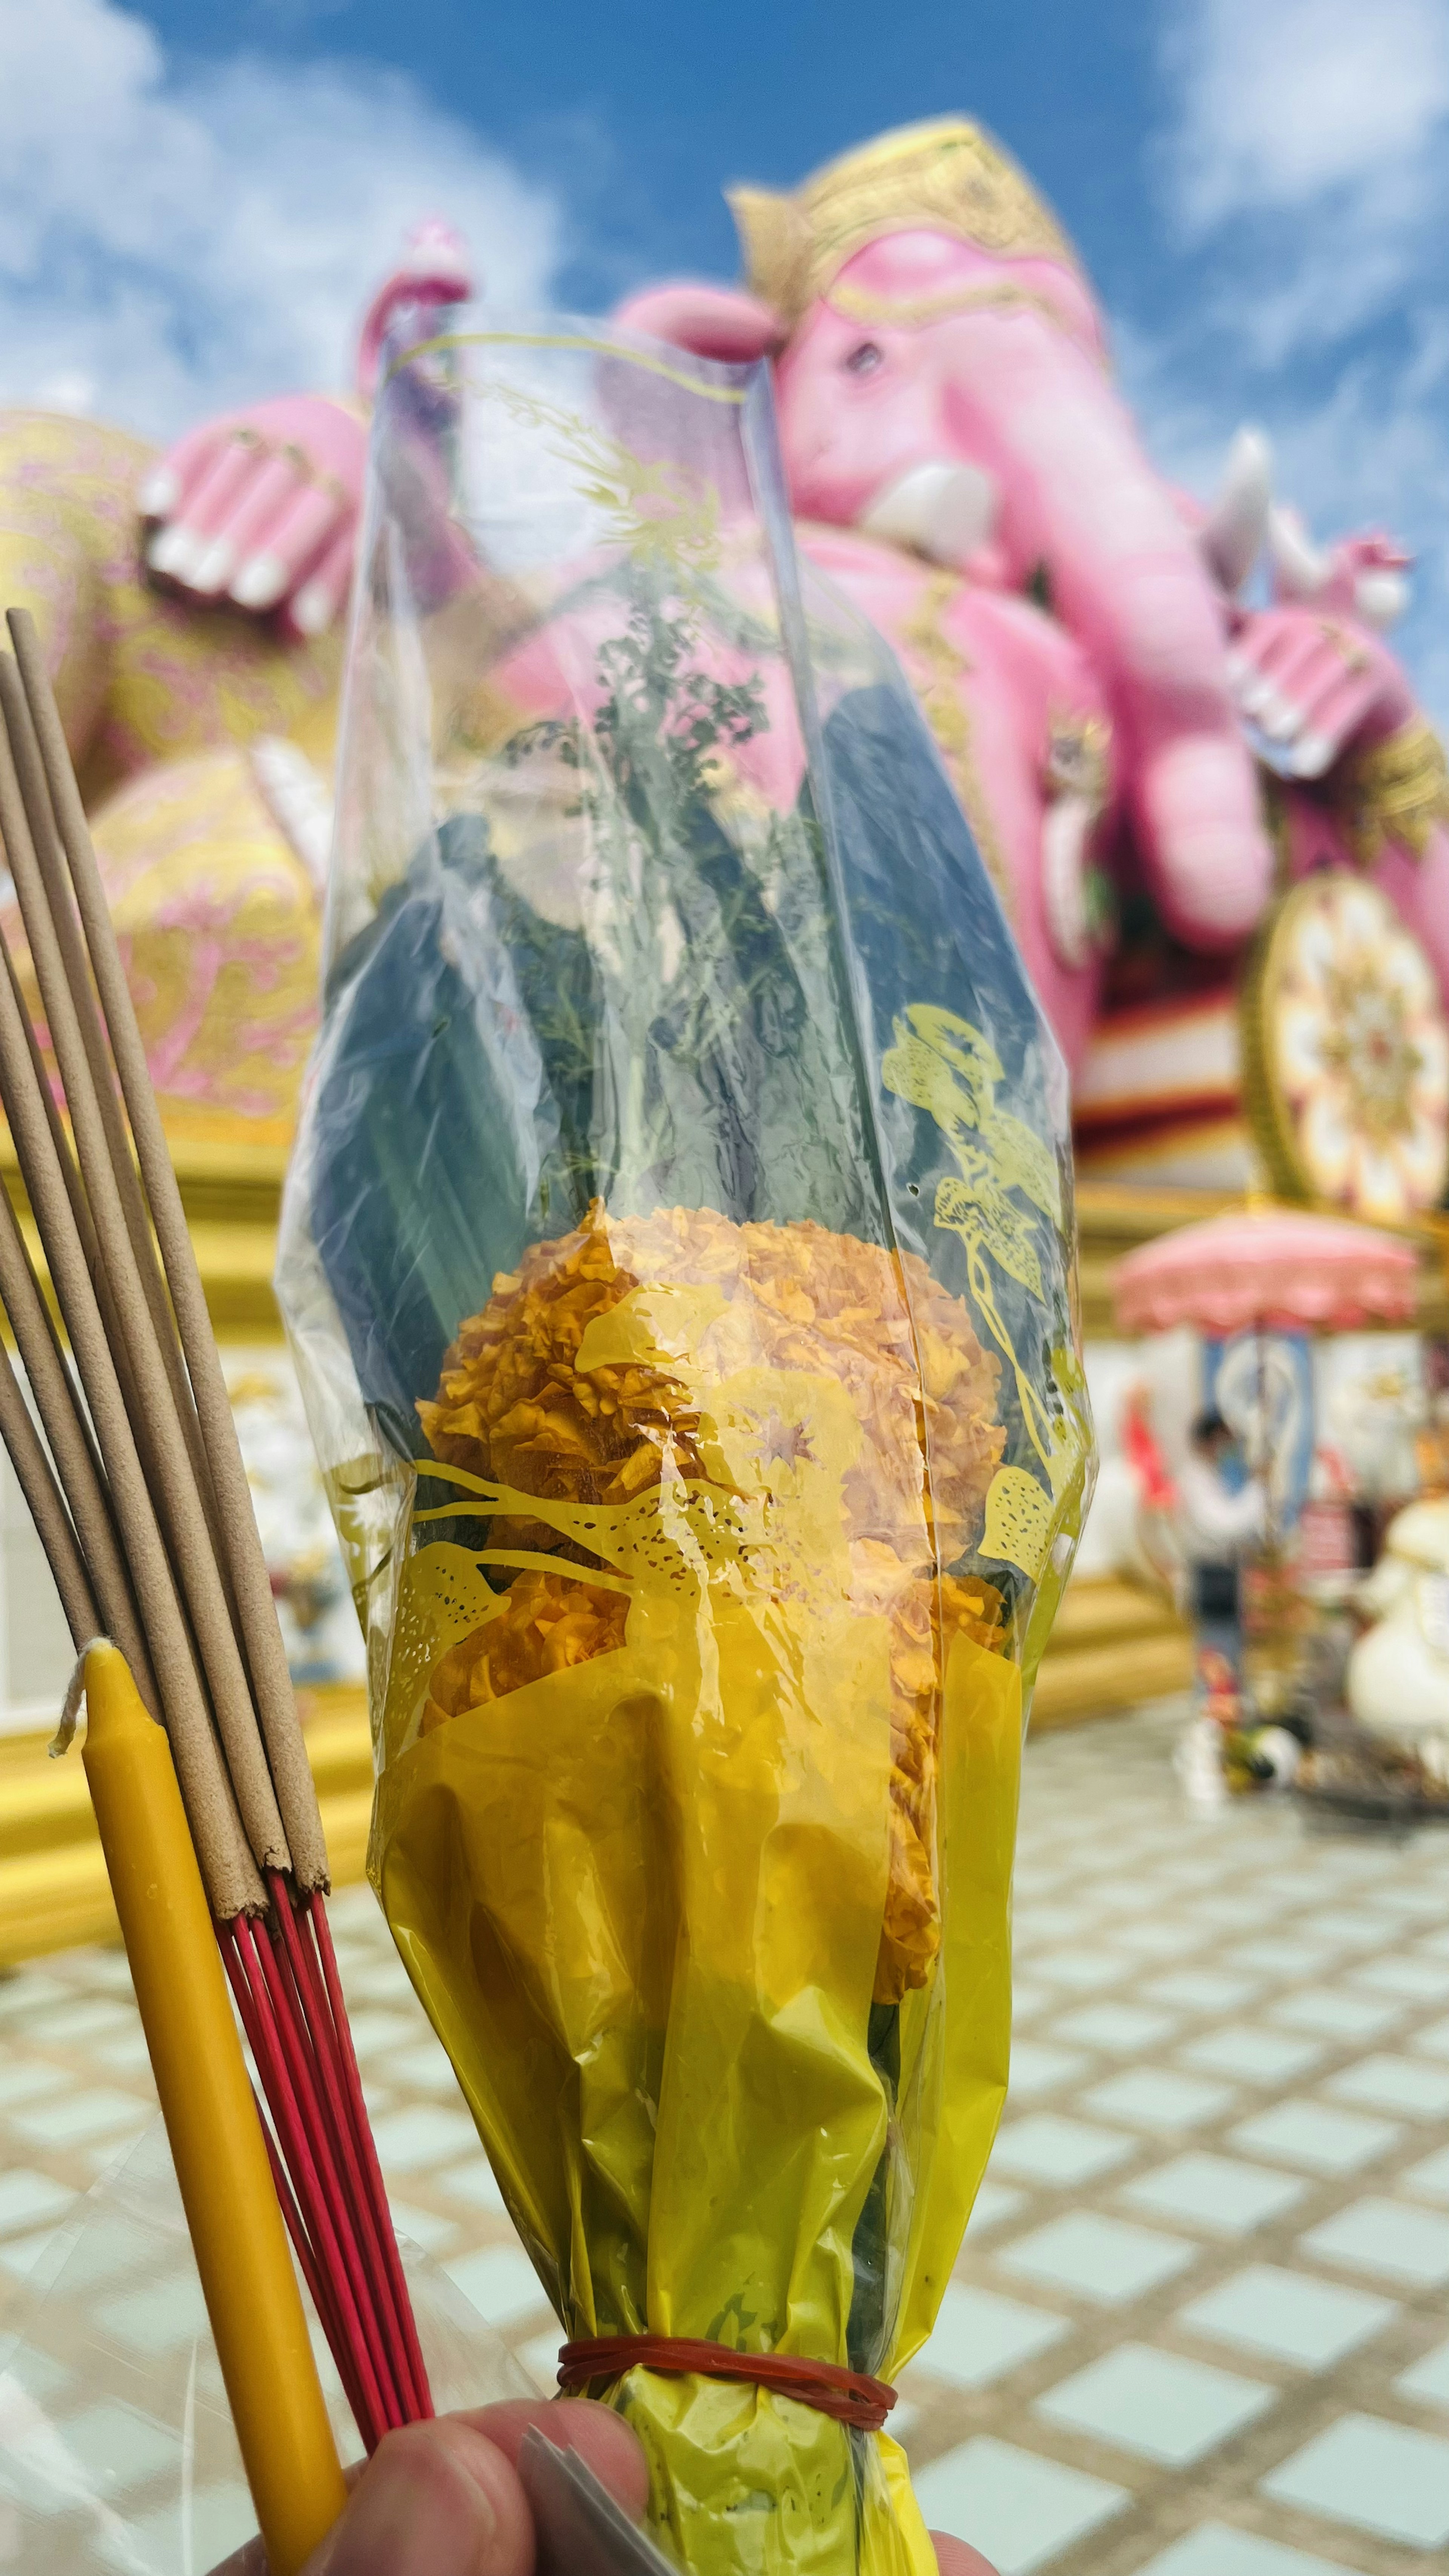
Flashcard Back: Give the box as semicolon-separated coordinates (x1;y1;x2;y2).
1177;1407;1267;1684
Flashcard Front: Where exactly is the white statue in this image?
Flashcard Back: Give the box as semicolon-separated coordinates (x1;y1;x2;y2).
1347;1496;1449;1749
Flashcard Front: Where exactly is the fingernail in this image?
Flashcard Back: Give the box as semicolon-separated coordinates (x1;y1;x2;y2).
1293;731;1332;778
146;524;201;580
192;538;236;594
292;577;337;635
229;552;288;609
137;465;179;516
327;2427;500;2576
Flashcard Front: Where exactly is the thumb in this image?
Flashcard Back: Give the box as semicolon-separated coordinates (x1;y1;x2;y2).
932;2536;1000;2576
305;2420;534;2576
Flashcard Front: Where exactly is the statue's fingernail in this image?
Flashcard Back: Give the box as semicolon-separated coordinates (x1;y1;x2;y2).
138;466;179;517
292;578;336;635
146;524;201;579
1292;731;1332;778
230;552;288;609
192;539;236;594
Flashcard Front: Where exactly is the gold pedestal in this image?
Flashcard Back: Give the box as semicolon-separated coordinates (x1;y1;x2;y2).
0;1158;1441;1968
0;1582;1196;1969
1031;1576;1192;1730
0;1689;372;1969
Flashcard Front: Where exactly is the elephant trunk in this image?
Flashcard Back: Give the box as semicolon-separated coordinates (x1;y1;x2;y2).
934;308;1273;949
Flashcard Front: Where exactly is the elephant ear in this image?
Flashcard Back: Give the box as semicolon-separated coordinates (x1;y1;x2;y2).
612;282;788;364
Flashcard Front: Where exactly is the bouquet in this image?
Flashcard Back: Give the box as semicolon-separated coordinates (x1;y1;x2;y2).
278;314;1093;2574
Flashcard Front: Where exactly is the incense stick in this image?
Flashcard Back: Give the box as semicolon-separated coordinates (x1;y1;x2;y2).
0;661;222;1552
0;1182;155;1702
0;708;292;1877
0;1335;96;1646
9;609;329;1891
0;921;261;1912
0;603;433;2457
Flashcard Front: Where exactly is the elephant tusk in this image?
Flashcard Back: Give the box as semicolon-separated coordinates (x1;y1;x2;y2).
249;736;335;896
1267;503;1332;602
1041;790;1100;970
1198;425;1272;595
857;460;998;567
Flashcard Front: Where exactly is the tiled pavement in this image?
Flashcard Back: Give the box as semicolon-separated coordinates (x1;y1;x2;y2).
1;1697;1448;2571
906;1704;1449;2576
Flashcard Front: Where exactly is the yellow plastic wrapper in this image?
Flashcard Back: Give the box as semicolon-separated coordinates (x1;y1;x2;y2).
279;316;1094;2571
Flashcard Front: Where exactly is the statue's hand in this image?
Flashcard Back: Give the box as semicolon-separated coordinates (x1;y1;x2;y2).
1226;601;1418;780
138;221;474;644
138;393;367;641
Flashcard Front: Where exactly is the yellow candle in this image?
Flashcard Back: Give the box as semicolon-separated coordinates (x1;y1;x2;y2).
82;1644;348;2575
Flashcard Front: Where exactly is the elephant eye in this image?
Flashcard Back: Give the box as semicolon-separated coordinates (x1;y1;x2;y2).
844;340;884;377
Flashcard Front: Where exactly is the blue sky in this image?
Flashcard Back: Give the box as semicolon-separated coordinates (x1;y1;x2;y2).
127;1;1162;316
5;0;1449;710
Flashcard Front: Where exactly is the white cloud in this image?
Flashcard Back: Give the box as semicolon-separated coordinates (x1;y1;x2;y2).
1166;0;1449;227
1138;0;1449;727
0;0;566;440
1155;0;1449;355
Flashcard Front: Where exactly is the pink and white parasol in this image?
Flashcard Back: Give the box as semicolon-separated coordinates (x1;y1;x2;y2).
1113;1204;1419;1339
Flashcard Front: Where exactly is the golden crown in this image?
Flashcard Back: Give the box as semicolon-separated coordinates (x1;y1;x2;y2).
728;118;1080;327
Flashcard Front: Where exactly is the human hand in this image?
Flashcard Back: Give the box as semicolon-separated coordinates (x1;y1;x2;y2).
208;2399;645;2576
930;2538;999;2574
206;2396;998;2574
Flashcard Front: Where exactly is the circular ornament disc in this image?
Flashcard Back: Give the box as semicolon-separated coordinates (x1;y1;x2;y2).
1242;869;1449;1224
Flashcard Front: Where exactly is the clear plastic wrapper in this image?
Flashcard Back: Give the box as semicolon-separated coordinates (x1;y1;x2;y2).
277;313;1095;2574
0;2121;523;2573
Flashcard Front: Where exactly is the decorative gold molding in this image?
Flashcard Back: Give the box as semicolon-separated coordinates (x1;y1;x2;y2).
0;1690;371;1969
0;1593;1194;1974
897;571;1019;915
1337;718;1449;866
826;276;1090;341
2;1142;1444;1965
5;1133;1441;1350
1031;1578;1192;1730
1;1132;288;1341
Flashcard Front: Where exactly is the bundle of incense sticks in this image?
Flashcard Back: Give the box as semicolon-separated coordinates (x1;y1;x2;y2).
0;608;430;2454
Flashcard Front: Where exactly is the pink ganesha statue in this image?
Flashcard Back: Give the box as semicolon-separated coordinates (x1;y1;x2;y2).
3;130;1446;1224
610;121;1449;1224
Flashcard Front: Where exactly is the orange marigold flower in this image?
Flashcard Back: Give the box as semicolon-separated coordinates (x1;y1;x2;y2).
421;1570;629;1732
417;1202;1009;2000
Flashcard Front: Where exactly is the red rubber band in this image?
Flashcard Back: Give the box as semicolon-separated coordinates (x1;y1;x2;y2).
557;2336;896;2433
